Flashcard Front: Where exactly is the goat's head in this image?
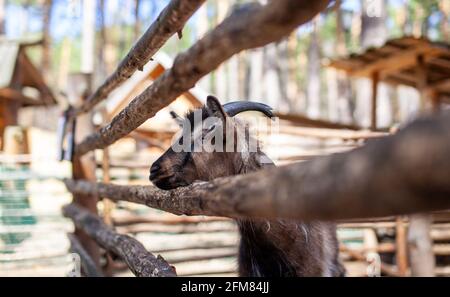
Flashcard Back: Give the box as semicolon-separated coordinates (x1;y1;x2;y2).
149;95;273;190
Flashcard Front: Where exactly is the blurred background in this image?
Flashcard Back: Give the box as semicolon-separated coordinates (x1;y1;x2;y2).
0;0;449;277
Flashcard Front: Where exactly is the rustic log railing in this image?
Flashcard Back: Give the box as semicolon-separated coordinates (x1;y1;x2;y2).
63;203;176;277
65;111;450;221
63;0;333;277
74;0;331;156
62;0;450;277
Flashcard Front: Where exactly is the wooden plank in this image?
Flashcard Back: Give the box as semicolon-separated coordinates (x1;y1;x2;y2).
68;73;101;270
371;72;379;131
395;217;408;276
331;43;445;79
275;112;361;130
407;214;435;276
0;88;43;105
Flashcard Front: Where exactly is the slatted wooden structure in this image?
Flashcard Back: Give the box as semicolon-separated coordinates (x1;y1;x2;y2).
0;38;56;148
59;0;450;277
328;36;450;129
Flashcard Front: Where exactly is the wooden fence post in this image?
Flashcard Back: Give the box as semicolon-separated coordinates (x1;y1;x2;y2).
408;214;435;276
395;217;409;276
67;73;101;272
406;54;436;277
370;71;379;131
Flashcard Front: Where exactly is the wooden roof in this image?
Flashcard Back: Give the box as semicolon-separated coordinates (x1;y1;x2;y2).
0;39;56;107
328;36;450;102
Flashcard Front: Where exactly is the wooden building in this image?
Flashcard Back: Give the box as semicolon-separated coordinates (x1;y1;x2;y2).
328;36;450;130
0;39;56;149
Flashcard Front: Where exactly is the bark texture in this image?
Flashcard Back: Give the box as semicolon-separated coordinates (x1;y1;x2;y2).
67;112;450;221
63;204;177;277
74;0;331;155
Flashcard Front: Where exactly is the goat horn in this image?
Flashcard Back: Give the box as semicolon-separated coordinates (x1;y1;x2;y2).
222;101;274;118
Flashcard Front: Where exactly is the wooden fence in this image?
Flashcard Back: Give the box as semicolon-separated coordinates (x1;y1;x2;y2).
62;0;450;277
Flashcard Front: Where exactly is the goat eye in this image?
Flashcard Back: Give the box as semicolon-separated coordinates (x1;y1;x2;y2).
206;125;215;133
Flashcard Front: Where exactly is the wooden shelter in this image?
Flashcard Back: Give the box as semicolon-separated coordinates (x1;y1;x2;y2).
328;36;450;130
0;39;56;148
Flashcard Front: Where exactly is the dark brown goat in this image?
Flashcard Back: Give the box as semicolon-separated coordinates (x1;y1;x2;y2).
150;95;345;277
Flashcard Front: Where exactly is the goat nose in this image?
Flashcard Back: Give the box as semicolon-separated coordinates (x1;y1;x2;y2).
150;163;161;178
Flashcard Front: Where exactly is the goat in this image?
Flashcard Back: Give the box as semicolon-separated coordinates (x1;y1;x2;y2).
150;95;345;277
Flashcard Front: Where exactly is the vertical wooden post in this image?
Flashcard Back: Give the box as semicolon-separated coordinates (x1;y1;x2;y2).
363;229;380;276
416;54;428;109
408;214;435;276
370;71;379;131
395;217;408;276
406;54;436;277
67;73;101;271
429;89;440;113
102;147;113;225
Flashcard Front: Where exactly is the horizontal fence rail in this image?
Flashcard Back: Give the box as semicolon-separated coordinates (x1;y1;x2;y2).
74;0;331;156
73;0;206;116
63;204;176;277
65;112;450;222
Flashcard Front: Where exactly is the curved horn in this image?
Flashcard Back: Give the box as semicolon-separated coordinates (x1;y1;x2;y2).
222;101;274;118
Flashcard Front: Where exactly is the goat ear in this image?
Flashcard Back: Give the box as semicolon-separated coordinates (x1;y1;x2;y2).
206;95;227;121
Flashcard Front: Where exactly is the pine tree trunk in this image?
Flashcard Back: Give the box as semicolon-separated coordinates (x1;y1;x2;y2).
306;18;321;119
0;0;5;35
81;0;96;74
355;0;391;128
440;1;449;42
276;39;292;112
335;0;353;123
249;48;264;100
42;0;53;82
96;0;108;84
20;1;31;36
263;44;281;109
133;0;141;41
214;0;229;99
287;32;301;112
196;3;211;93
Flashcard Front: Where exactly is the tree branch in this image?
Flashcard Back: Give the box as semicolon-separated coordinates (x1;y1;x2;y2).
63;204;177;277
66;112;450;221
74;0;206;116
74;0;331;155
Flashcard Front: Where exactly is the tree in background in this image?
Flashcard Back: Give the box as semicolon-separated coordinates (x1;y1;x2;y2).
41;0;53;81
439;0;449;41
195;2;211;93
133;0;141;41
323;0;354;123
334;0;354;124
354;0;392;128
306;17;321;119
213;0;229;100
96;0;108;85
0;0;5;35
